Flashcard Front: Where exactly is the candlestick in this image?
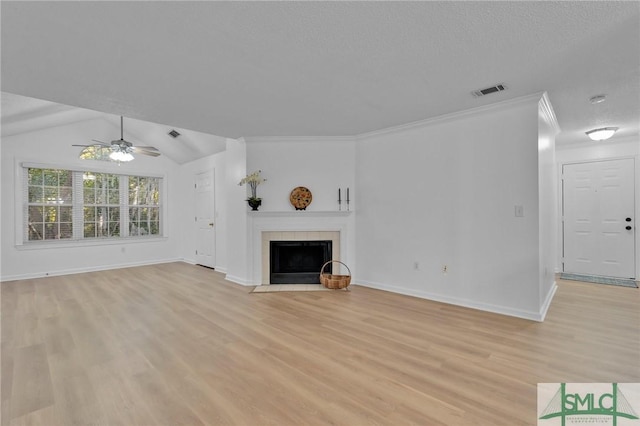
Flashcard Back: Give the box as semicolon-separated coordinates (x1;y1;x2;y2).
346;187;350;211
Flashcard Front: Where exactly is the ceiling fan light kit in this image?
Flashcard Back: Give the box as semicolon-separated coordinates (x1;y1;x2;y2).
585;127;618;141
109;150;134;162
73;116;161;162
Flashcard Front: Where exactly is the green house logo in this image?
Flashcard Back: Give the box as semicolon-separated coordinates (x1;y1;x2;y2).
539;383;639;426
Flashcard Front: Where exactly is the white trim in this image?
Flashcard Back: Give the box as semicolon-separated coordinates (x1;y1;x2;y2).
243;94;545;142
0;257;181;282
20;160;166;179
16;236;168;250
248;211;352;218
244;136;355;144
355;279;549;322
538;282;558;322
357;92;544;140
538;92;561;135
17;161;167;246
225;274;253;286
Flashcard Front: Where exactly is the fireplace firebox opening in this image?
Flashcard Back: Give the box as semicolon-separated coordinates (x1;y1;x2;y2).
270;240;332;284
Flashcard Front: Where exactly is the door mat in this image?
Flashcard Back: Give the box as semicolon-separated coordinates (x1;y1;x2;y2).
560;273;638;288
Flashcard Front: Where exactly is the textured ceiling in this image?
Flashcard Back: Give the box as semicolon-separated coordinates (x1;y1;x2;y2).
1;1;639;145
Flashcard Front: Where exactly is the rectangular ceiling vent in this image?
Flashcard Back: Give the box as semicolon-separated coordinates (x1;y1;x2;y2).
168;129;181;138
472;83;507;98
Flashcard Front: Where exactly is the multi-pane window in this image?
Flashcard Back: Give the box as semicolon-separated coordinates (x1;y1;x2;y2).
128;176;161;236
27;168;74;240
24;167;162;242
83;172;121;238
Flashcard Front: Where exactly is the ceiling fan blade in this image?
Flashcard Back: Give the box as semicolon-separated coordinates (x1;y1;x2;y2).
134;145;159;152
72;144;96;147
133;147;161;157
91;139;111;147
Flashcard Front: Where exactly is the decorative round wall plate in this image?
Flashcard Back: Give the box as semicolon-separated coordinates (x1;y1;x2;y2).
290;186;312;210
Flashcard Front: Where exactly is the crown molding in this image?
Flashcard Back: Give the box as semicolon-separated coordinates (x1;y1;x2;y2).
538;91;561;136
244;135;355;144
242;92;550;143
357;92;545;141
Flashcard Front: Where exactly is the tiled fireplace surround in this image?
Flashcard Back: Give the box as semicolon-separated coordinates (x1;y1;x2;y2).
248;211;352;285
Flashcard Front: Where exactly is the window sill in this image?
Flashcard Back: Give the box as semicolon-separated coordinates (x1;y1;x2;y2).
16;236;168;251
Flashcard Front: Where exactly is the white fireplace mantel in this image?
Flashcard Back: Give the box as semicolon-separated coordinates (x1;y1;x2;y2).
248;211;352;218
247;210;353;285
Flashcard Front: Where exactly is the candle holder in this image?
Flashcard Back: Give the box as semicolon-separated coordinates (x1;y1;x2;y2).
346;188;350;211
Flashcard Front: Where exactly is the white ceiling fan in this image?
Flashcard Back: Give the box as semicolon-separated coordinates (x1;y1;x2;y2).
74;116;161;162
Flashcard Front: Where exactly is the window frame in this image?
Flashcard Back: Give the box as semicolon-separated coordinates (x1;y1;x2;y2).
17;161;167;249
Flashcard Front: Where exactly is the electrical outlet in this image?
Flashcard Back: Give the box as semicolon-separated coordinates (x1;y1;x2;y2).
442;265;448;274
414;261;420;270
515;205;524;217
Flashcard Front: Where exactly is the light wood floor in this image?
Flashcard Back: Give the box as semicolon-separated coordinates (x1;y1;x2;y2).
1;263;638;425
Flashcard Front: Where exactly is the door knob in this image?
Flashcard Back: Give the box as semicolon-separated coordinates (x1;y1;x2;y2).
626;226;632;230
209;223;214;227
626;217;632;222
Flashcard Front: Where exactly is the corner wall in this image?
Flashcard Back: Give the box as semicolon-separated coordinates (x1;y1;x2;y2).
355;94;546;320
537;93;560;319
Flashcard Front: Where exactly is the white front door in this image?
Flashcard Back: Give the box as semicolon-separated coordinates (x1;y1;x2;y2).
195;170;216;268
563;159;635;279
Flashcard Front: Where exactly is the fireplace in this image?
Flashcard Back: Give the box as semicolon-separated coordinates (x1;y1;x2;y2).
270;240;332;284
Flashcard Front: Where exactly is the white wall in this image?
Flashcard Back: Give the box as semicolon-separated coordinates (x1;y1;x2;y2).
176;151;228;272
355;94;548;320
537;94;559;318
245;137;356;212
224;138;249;284
0;118;181;280
556;137;640;278
226;136;358;285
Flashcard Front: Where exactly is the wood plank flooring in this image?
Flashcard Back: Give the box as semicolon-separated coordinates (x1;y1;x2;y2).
1;262;638;425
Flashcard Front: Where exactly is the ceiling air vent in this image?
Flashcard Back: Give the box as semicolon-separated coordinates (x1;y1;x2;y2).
472;83;507;98
168;129;181;138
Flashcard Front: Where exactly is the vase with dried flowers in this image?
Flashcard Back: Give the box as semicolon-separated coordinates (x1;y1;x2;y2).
239;170;266;210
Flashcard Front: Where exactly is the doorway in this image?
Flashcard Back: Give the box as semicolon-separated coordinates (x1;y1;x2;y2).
195;169;216;268
562;158;635;279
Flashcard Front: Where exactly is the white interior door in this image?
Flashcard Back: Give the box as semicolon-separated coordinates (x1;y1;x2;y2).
562;159;635;279
195;170;216;268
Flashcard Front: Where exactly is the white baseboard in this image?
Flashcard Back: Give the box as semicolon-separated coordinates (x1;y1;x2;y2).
0;258;184;282
538;281;558;322
224;274;253;286
181;258;227;275
355;279;549;322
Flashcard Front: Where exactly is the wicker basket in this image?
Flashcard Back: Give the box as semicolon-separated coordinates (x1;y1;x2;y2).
319;260;351;289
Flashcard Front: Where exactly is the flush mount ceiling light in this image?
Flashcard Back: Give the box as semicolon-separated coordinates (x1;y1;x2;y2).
585;127;618;141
